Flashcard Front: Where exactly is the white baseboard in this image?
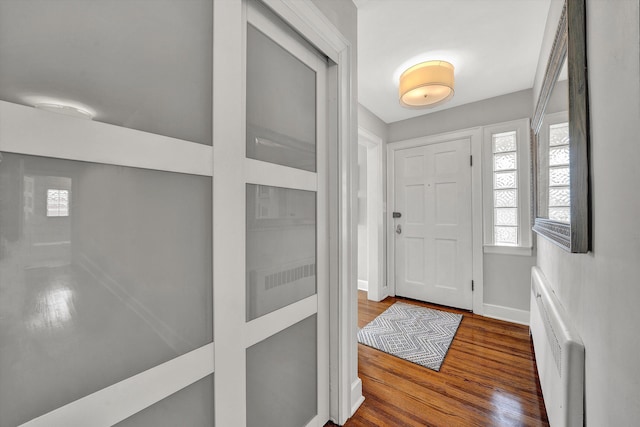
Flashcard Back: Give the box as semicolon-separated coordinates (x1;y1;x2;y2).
483;303;530;326
350;377;364;417
357;279;368;291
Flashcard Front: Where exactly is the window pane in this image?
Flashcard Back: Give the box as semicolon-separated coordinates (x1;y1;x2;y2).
494;152;517;171
549;207;571;223
246;25;316;172
495;208;518;226
246;184;316;321
549;187;570;207
549;166;570;187
549;122;569;146
246;315;317;427
46;187;71;217
495;226;518;245
0;152;212;427
549;146;570;166
494;189;517;208
494;171;517;189
115;375;214;427
492;131;517;153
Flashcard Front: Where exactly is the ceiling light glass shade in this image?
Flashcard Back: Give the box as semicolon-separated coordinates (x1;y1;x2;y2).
399;60;455;108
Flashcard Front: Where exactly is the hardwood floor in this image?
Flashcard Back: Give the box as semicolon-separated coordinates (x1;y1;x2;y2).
327;291;548;427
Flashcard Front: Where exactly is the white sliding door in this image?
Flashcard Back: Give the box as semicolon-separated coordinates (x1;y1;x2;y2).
244;2;329;426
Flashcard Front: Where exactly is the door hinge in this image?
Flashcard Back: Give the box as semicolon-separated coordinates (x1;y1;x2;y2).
471;280;475;291
470;155;473;166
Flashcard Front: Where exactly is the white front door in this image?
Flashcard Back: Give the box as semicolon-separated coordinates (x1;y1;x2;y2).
393;138;473;310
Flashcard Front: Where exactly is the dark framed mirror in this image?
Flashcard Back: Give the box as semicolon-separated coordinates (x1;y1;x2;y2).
531;0;590;253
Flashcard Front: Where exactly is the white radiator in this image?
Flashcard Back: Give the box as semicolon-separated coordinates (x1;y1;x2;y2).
530;267;584;427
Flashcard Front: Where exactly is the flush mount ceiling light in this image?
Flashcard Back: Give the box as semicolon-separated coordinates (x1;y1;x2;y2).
34;102;94;120
399;60;455;108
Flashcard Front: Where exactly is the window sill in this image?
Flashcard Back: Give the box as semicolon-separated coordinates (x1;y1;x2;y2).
483;245;533;257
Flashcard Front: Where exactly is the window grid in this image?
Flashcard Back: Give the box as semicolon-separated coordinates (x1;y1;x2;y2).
492;131;518;246
548;122;570;223
46;189;70;217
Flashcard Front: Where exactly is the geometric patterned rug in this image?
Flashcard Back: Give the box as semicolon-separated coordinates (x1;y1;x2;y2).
357;302;463;372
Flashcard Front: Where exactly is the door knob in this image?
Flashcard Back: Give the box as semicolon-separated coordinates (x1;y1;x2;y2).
396;224;402;234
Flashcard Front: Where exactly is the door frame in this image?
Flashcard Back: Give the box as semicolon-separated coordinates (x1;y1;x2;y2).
357;127;386;302
387;127;485;315
212;1;360;426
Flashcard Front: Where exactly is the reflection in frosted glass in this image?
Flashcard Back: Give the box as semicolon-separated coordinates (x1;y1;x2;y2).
0;152;212;427
247;315;317;427
0;1;213;145
492;132;517;153
115;375;214;427
494;171;517;189
494;152;517;171
495;226;517;245
246;25;317;172
549;207;571;223
46;188;70;217
549;167;570;187
549;146;570;166
246;184;316;321
495;208;518;226
549;122;569;146
549;188;570;207
494;189;517;208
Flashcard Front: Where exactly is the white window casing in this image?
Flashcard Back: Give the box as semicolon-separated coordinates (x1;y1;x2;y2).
482;118;532;256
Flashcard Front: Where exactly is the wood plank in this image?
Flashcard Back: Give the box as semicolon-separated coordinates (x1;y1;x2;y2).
326;291;548;426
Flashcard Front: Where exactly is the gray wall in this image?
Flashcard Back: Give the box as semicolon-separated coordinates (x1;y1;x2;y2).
359;103;388;140
484;253;536;310
387;89;536;313
535;0;640;425
388;89;533;143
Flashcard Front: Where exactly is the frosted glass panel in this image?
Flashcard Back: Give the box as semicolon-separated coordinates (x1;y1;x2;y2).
549;188;571;207
549;167;570;186
247;315;317;427
549;146;570;166
494;189;517;207
492;132;517;153
549;207;571;223
115;375;214;427
494;171;517;189
549;122;569;146
494;152;517;171
0;152;212;427
246;25;316;172
0;0;213;144
495;226;518;245
246;184;316;320
495;208;518;226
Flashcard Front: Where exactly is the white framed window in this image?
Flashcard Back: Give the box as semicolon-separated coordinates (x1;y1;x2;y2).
482;118;532;255
540;111;570;223
46;188;70;217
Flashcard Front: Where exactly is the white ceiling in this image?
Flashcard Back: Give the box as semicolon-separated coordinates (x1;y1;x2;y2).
356;0;551;124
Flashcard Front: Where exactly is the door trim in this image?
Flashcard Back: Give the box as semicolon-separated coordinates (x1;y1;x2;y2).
387;127;484;315
357;127;386;302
